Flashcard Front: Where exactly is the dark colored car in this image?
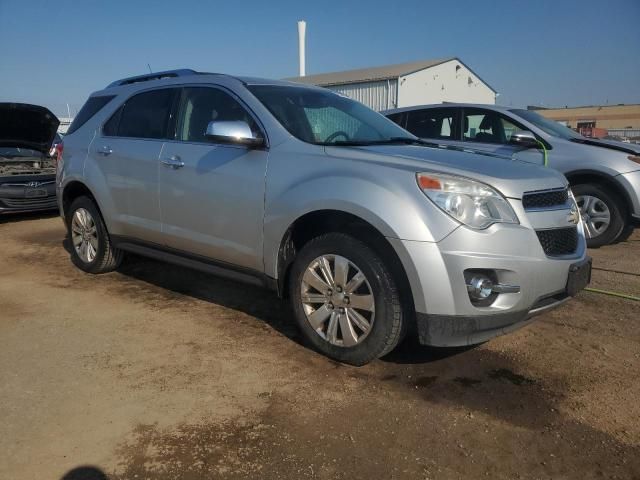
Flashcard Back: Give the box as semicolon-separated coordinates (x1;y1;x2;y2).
0;103;60;214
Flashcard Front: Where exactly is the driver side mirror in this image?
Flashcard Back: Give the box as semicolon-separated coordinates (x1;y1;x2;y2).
205;121;264;148
510;130;539;149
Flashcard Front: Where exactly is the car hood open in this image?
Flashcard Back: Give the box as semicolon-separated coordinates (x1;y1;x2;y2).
0;103;60;154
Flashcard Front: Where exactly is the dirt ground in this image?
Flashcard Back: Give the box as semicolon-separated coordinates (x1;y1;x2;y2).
1;213;638;480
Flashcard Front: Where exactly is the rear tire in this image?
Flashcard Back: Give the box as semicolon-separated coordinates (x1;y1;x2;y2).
572;184;626;248
289;233;404;366
66;196;123;273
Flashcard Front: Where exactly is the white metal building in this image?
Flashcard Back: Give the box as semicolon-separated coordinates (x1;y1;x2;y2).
286;57;496;111
57;117;73;134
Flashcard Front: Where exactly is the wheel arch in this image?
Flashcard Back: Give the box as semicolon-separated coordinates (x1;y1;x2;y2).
274;209;416;322
61;181;102;220
565;169;633;217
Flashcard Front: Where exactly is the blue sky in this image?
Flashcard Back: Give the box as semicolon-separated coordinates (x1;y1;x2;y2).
1;0;638;117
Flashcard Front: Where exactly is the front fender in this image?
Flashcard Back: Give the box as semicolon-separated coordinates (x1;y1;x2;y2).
262;171;459;278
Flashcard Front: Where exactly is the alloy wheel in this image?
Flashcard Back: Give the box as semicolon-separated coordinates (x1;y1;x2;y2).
71;208;99;263
575;194;611;239
300;254;375;347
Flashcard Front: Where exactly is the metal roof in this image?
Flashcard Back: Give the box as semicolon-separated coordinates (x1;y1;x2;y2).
285;57;457;86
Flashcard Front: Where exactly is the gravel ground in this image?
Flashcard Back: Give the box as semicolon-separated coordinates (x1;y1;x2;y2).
1;214;638;480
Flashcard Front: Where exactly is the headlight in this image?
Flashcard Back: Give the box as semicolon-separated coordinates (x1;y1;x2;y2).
416;173;518;229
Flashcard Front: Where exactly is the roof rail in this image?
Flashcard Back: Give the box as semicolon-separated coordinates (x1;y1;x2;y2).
106;69;199;88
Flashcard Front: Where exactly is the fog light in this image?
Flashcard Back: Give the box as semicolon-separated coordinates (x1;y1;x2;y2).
467;275;494;300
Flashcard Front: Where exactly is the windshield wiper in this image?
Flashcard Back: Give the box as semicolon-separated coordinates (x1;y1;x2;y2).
383;137;438;146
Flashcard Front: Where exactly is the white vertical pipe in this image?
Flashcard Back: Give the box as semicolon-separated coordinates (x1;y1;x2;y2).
297;20;306;77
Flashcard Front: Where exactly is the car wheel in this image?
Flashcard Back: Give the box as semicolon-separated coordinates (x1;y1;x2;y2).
572;184;626;248
289;232;404;366
67;196;123;273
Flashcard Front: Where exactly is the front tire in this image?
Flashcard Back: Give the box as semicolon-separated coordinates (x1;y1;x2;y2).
67;196;123;273
572;184;626;248
289;233;405;366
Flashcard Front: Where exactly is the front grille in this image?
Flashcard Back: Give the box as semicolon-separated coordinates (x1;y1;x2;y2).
536;227;578;256
523;188;569;210
1;196;58;209
1;180;55;188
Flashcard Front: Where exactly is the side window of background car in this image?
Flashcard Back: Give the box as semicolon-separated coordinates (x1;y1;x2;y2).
406;109;457;140
110;89;176;139
463;109;508;144
386;112;405;128
500;116;523;142
176;87;261;143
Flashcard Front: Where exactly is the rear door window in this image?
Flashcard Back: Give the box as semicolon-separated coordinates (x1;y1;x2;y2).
116;89;176;139
406;108;459;140
102;106;123;137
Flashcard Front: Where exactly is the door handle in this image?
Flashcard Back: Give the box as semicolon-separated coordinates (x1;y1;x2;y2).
161;155;184;169
97;146;113;156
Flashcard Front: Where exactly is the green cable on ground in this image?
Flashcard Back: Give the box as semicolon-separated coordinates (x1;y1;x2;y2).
584;287;640;302
527;139;637;301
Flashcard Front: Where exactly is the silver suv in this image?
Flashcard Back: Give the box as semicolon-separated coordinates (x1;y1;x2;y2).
57;70;590;365
384;104;640;247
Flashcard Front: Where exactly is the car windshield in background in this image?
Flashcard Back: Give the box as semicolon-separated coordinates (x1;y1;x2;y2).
510;109;583;140
248;85;416;146
0;147;42;159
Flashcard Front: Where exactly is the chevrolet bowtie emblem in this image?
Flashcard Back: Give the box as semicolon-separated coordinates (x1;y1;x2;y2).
567;204;580;225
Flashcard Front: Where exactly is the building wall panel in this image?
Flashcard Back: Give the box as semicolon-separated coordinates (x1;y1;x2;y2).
326;80;398;111
397;59;496;107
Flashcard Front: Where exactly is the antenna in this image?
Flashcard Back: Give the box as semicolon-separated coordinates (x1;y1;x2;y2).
147;63;153;73
297;20;306;77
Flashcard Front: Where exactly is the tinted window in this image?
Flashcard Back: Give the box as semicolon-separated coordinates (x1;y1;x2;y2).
176;87;260;143
386;112;405;128
248;85;410;145
102;106;123;137
117;89;175;139
406;108;458;140
67;95;115;135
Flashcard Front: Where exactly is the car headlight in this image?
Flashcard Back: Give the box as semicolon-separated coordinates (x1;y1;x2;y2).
416;173;519;229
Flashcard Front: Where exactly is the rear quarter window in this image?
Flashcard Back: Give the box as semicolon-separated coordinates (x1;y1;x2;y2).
67;95;115;135
115;89;176;139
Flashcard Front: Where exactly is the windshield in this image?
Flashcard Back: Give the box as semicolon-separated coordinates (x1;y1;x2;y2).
510;109;583;140
248;85;414;145
0;147;42;159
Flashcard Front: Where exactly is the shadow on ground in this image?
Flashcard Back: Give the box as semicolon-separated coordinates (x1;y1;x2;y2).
0;210;58;224
61;466;107;480
65;243;467;367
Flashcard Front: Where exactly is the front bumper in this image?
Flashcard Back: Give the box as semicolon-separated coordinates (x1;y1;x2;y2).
618;170;640;219
388;218;589;346
0;174;57;214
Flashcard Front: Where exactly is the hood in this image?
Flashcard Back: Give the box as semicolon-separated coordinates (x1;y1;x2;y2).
325;144;567;199
0;103;60;154
569;137;640;155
